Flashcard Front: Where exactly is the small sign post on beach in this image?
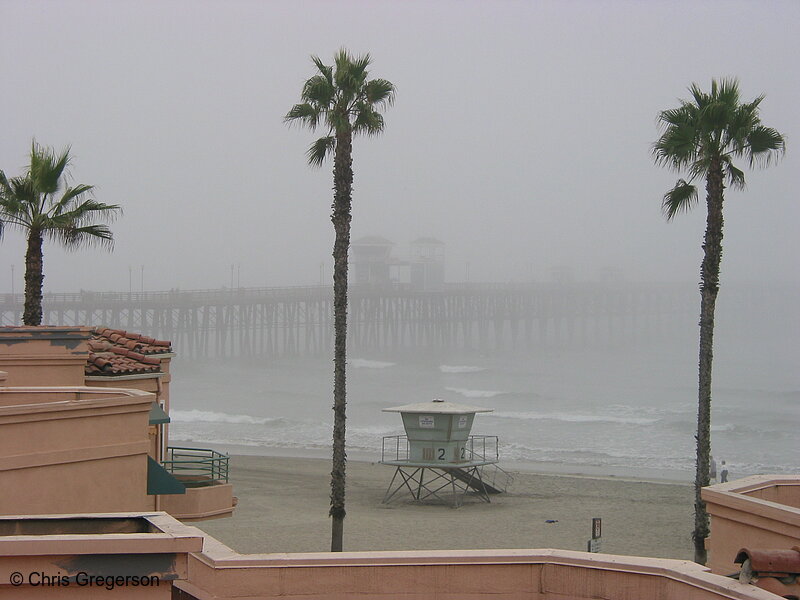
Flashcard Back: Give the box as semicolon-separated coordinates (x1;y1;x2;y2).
588;517;602;553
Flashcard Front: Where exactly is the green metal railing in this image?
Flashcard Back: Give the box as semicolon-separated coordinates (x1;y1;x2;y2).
163;446;229;487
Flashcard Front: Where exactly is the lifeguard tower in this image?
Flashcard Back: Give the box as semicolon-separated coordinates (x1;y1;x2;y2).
380;399;512;507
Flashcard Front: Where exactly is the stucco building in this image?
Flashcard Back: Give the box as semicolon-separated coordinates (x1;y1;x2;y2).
0;326;235;521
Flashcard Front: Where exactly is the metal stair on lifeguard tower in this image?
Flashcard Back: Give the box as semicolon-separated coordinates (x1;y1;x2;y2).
450;464;514;495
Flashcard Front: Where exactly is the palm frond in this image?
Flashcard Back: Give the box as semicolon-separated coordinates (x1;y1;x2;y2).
307;136;335;167
301;74;335;107
57;199;121;226
51;184;95;216
662;179;698;221
725;162;746;190
0;171;11;195
0;176;35;224
746;126;786;167
29;142;71;195
716;78;741;108
725;103;759;155
686;158;711;183
50;223;114;250
333;49;371;101
653;123;698;170
364;78;396;106
689;83;710;110
657;106;694;128
311;55;333;86
700;100;732;139
285;103;322;128
0;213;32;228
352;105;385;136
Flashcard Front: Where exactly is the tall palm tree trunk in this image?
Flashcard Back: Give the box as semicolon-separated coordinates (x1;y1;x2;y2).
329;128;353;552
23;230;44;326
693;159;724;564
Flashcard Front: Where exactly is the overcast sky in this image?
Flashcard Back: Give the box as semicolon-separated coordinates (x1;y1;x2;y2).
1;0;798;293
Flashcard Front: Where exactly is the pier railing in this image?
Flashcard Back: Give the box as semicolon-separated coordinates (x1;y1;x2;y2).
0;281;741;357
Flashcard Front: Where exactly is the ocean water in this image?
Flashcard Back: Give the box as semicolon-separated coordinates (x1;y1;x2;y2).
168;303;799;481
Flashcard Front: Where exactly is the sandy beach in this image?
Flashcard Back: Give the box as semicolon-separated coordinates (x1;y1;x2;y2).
193;455;694;560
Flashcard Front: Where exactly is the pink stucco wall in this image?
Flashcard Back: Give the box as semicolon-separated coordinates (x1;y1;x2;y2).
0;512;781;600
160;484;235;521
85;352;173;462
702;475;800;576
176;539;781;600
0;327;91;387
0;387;155;515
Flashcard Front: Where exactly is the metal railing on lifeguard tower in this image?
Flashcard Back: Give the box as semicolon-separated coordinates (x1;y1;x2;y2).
381;434;513;497
381;434;500;464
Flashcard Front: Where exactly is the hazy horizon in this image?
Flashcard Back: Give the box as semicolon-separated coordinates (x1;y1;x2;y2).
2;0;798;293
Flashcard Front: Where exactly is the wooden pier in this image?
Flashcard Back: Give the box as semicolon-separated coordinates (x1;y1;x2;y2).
0;282;700;358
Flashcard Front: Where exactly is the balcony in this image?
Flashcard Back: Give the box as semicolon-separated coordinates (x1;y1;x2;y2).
163;446;230;487
158;446;237;521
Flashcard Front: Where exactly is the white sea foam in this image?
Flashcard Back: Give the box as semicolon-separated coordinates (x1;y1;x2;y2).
608;403;693;416
491;410;658;425
348;358;396;369
170;409;279;425
439;365;486;373
445;387;506;399
711;423;736;432
168;419;388;454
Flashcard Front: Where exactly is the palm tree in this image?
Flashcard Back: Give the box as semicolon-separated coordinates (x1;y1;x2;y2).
0;142;121;326
653;79;785;564
285;49;395;552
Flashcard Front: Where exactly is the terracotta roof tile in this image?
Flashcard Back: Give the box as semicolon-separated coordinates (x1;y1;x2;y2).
85;328;172;377
86;351;162;376
92;328;172;355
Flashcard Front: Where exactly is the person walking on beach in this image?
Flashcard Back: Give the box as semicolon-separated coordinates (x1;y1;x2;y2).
720;460;729;483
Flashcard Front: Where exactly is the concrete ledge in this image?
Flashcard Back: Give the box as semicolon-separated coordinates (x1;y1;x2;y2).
0;512;204;556
182;542;780;600
0;512;779;600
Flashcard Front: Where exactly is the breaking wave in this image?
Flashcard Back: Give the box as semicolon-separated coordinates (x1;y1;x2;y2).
439;365;486;373
711;423;736;432
348;358;396;369
445;387;506;399
490;410;658;425
170;409;281;425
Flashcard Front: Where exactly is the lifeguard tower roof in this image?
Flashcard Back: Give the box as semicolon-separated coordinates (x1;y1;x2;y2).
383;400;493;414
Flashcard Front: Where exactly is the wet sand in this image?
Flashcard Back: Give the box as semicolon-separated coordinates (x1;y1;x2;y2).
193;455;694;559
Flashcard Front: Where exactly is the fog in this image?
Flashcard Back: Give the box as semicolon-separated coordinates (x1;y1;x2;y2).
1;0;798;292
